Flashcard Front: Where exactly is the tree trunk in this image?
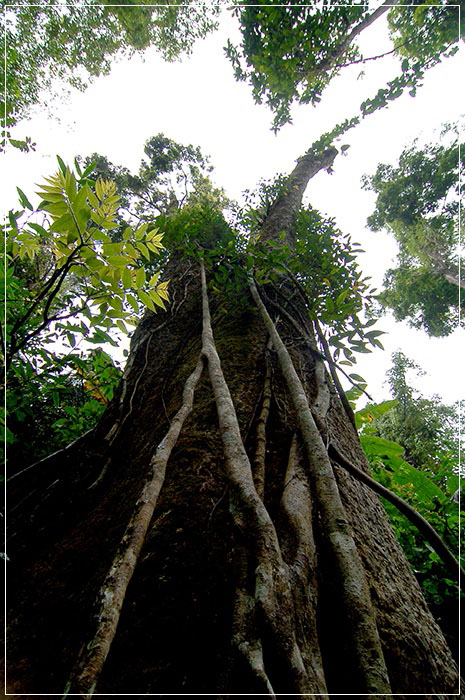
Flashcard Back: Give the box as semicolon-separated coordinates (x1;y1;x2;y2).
6;150;461;698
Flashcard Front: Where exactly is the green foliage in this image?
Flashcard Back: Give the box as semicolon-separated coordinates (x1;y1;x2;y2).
225;3;463;130
225;3;366;130
158;202;236;255
4;348;122;473
353;354;463;651
1;2;219;149
362;351;460;477
1;158;169;471
3;138;230;470
50;348;122;446
293;207;381;360
364;124;463;336
388;2;462;64
2;158;167;369
226;170;385;380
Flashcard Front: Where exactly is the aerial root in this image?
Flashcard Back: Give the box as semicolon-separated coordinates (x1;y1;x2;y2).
200;262;310;694
66;352;205;698
251;337;273;500
280;435;328;694
249;276;392;695
328;442;464;582
231;544;276;696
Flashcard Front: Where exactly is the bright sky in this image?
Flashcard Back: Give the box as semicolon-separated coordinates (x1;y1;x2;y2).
3;7;464;407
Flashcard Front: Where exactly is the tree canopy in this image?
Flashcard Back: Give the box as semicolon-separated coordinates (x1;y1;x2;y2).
225;1;463;129
1;0;219;149
364;124;463;336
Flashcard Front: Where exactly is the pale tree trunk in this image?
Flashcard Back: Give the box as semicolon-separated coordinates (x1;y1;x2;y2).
6;148;462;698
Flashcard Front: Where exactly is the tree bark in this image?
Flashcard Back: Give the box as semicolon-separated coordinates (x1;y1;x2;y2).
6;149;462;698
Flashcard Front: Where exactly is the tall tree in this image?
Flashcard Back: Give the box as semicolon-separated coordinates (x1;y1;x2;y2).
363;125;463;336
7;135;461;695
5;5;463;698
363;350;459;476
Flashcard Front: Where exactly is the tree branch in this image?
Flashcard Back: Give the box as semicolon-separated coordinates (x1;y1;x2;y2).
334;39;411;70
316;0;401;75
328;443;464;583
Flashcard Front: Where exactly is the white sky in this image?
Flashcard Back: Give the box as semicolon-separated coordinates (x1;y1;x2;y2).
2;6;464;406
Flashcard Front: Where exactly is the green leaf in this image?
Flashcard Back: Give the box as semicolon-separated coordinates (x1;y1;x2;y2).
56;155;67;175
135;223;148;240
127;294;139;313
16;187;33;211
136;241;151;260
49;213;76;234
149;272;160;287
348;373;365;383
42;200;68;217
360;435;404;459
81;161;97;180
149;289;166;309
122;267;132;288
107;255;130;267
336;288;350;305
135;267;146;288
27;222;49;237
137;289;155;311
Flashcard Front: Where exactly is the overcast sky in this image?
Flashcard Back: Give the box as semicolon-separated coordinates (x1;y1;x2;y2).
3;6;464;406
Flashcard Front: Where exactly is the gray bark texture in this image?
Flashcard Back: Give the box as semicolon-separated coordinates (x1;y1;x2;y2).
5;149;462;698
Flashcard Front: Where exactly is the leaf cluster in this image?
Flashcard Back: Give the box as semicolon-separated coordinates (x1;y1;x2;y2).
4;348;122;474
353;385;463;649
364;124;463;336
225;3;365;130
1;1;219;147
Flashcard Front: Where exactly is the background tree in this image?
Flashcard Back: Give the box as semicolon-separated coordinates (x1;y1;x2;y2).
82;133;230;227
353;352;462;659
361;350;460;476
1;0;219;150
363;124;463;336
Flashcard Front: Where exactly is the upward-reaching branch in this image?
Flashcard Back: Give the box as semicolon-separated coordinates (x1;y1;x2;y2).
259;147;337;246
315;0;401;75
